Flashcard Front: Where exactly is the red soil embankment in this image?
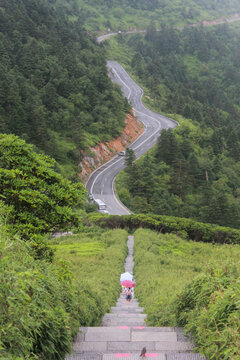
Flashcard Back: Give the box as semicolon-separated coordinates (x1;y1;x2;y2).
79;110;144;183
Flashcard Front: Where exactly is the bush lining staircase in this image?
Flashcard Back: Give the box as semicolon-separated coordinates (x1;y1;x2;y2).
66;236;205;360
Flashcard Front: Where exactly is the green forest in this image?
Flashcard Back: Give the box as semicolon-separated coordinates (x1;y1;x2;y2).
114;23;240;228
0;0;129;179
75;0;240;32
1;0;240;359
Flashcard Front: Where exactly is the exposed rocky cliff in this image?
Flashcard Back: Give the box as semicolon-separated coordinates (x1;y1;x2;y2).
79;110;144;182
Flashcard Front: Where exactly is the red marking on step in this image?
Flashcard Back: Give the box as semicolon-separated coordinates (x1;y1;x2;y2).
114;354;130;358
146;354;158;357
133;326;145;329
118;326;129;329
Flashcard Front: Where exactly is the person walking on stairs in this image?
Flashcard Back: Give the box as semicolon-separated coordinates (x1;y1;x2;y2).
125;287;133;302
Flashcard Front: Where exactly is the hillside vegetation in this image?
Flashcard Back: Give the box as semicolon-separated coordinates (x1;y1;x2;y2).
0;134;86;240
74;0;240;32
0;218;127;359
0;0;129;178
50;229;128;318
133;228;240;359
113;23;240;228
85;213;240;244
2;2;240;359
0;130;129;359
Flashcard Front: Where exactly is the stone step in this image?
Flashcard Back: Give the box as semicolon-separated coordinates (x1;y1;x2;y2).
101;318;146;325
66;236;205;360
101;318;146;324
116;300;138;304
66;354;205;360
107;314;146;318
103;354;205;360
114;305;140;309
79;327;178;342
116;303;139;308
129;327;175;332
166;355;205;360
67;354;205;360
103;313;147;319
115;302;139;306
115;306;140;310
77;326;178;334
111;310;143;315
103;354;165;360
111;307;144;313
66;354;102;360
72;340;194;353
101;321;146;327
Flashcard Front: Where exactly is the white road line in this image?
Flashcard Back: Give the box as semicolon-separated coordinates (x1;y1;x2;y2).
87;62;178;214
90;157;122;194
110;67;132;100
112;176;131;215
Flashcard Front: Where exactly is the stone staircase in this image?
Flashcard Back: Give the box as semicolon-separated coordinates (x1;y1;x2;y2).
66;236;205;360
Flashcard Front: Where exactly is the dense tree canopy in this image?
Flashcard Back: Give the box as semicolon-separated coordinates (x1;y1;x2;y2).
0;134;86;238
0;0;129;178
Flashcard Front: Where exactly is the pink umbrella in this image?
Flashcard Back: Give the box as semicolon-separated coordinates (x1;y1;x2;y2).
121;280;136;288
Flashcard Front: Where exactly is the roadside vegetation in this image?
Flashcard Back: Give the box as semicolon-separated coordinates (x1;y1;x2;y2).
0;0;129;179
74;0;240;32
2;1;240;359
112;23;240;228
133;228;240;359
50;228;128;319
0;217;127;359
0;134;86;241
86;213;240;245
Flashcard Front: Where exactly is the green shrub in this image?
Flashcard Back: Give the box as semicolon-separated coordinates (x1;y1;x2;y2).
132;228;240;359
0;206;128;360
0;237;69;358
51;229;128;318
175;263;240;359
85;213;240;244
0;134;86;239
0;220;84;359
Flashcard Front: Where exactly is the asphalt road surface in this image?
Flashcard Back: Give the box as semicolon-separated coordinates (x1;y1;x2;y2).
86;60;177;215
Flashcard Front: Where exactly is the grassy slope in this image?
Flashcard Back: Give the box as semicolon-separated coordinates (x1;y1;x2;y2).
49;228;128;318
133;228;240;326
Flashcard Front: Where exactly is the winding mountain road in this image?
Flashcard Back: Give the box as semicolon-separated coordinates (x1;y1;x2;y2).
97;12;240;43
86;59;177;215
88;13;240;215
